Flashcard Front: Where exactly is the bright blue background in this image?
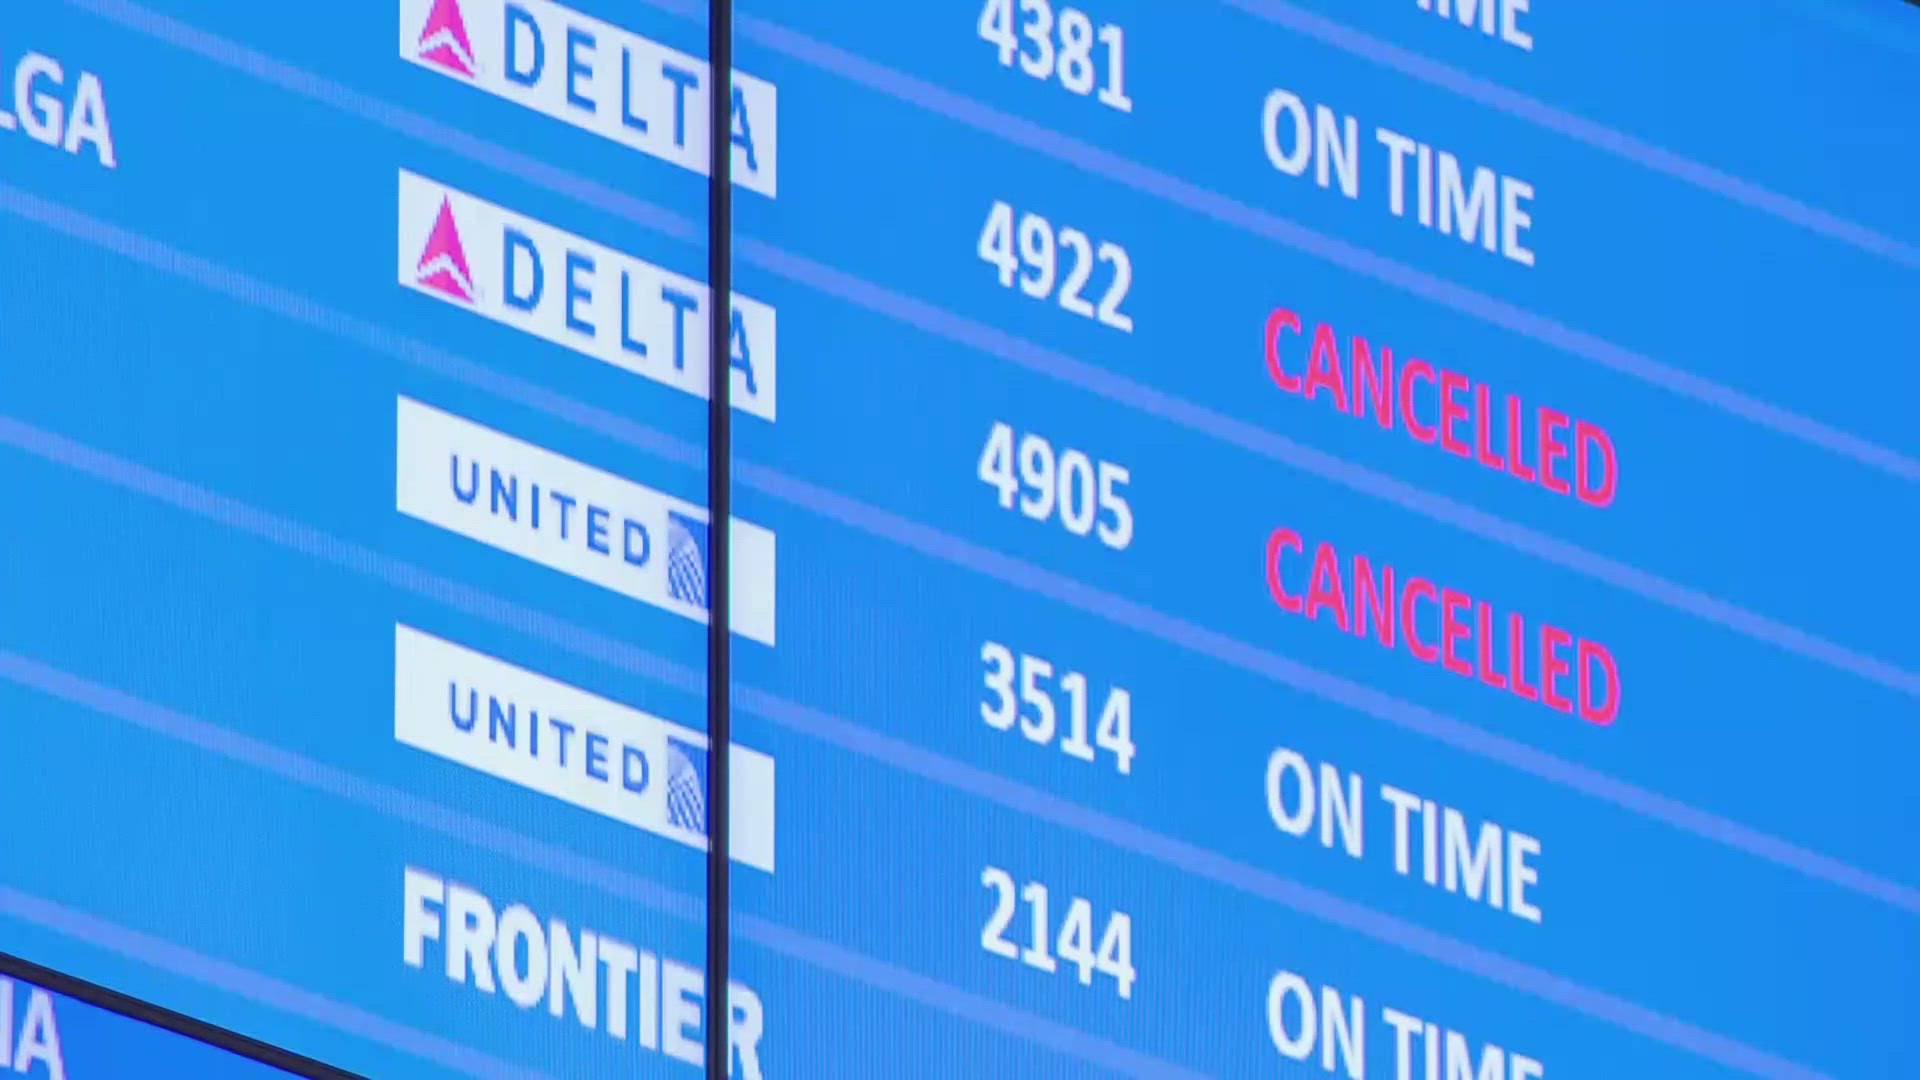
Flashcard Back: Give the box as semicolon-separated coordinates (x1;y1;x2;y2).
1;974;302;1078
4;0;1917;1077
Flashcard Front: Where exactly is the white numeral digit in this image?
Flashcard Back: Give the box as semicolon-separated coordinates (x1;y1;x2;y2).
1016;213;1057;298
1097;910;1136;999
1097;23;1132;112
1095;461;1133;549
981;868;1134;1000
980;204;1132;333
1058;898;1097;984
1017;0;1056;78
981;866;1021;959
978;201;1018;288
1059;671;1096;761
1021;880;1058;972
979;642;1135;775
978;0;1018;65
1056;9;1096;94
1016;433;1057;521
981;641;1018;730
977;421;1019;508
980;423;1132;551
1095;241;1134;332
1018;654;1056;743
1095;687;1135;774
1057;450;1097;536
1056;228;1096;318
981;0;1131;113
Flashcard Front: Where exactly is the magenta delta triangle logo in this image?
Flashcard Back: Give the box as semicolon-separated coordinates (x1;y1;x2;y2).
416;196;477;304
416;0;477;78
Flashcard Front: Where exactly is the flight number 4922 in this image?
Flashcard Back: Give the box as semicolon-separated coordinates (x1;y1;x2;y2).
978;201;1135;333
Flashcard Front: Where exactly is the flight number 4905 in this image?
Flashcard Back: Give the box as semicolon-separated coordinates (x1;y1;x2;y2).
978;422;1134;550
981;866;1135;1000
978;0;1133;113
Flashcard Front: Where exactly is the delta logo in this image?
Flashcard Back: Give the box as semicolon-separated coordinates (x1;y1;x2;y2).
413;195;477;305
398;0;779;197
396;169;780;421
412;0;477;79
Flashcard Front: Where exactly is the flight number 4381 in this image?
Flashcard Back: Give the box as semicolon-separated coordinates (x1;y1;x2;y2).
978;0;1133;113
981;866;1136;1000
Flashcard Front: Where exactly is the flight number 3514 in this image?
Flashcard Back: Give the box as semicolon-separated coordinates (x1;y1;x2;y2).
981;640;1135;774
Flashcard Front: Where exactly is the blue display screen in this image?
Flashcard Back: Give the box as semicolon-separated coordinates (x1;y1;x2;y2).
3;1;1915;1077
0;970;306;1079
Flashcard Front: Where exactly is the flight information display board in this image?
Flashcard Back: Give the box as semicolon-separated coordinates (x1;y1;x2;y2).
3;0;1918;1078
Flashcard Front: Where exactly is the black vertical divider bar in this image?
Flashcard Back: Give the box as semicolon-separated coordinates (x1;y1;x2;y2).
704;0;735;1074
